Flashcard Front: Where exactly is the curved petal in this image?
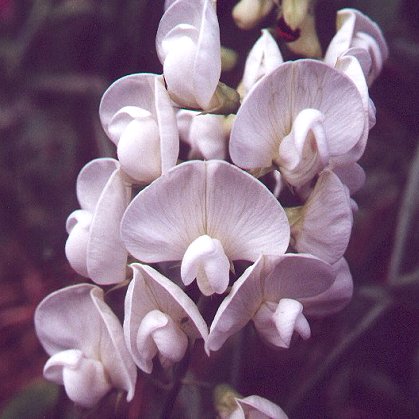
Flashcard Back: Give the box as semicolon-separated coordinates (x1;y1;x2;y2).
156;0;221;109
99;74;179;178
86;166;130;285
277;108;329;187
124;263;208;370
333;162;365;195
121;160;290;264
234;395;289;419
240;29;283;97
291;170;353;264
76;158;120;212
65;210;92;277
301;257;353;317
35;284;137;402
206;257;265;353
44;350;111;408
324;8;388;85
230;60;366;171
181;235;230;295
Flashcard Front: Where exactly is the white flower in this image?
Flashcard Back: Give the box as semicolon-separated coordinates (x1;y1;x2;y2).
65;158;129;285
230;59;368;185
324;8;389;86
207;254;338;352
34;284;137;408
156;0;239;113
99;73;179;184
120;160;290;296
124;263;208;373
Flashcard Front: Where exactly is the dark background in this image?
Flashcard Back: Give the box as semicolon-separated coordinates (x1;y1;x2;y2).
0;0;418;417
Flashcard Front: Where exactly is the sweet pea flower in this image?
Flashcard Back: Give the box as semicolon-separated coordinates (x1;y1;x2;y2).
324;8;389;86
215;385;288;419
156;0;240;113
34;284;136;408
206;254;335;352
65;158;129;285
124;263;208;373
121;160;290;296
232;0;276;30
99;73;179;184
237;29;283;99
176;110;229;160
287;170;353;264
229;59;367;185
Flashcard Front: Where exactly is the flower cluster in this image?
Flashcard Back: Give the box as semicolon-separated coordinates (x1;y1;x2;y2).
35;0;387;415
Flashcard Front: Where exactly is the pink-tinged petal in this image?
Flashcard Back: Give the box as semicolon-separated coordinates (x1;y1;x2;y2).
181;235;230;296
136;310;188;372
230;60;365;171
44;350;111;408
333;163;366;195
76;158;120;212
291;170;353;264
254;299;311;348
116;116;161;183
65;210;92;277
332;54;370;164
124;263;208;371
232;0;275;30
278;108;329;187
89;287;137;401
121;160;289;264
156;0;221;109
206;258;265;353
35;284;137;403
262;253;334;299
324;8;388;85
121;161;207;262
301;258;353;317
99;74;179;178
240;29;283;97
205;161;290;260
272;298;311;347
207;254;333;353
233;395;289;419
86;167;130;285
188;113;228;160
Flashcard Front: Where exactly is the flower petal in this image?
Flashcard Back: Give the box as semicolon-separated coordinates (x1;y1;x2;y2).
291;170;353;264
76;158;120;212
86;166;130;284
234;395;289;418
121;160;290;264
301;257;353;317
124;263;208;371
232;0;275;30
230;60;366;171
156;0;221;109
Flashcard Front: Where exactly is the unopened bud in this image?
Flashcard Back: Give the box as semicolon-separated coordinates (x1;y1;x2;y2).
214;384;241;418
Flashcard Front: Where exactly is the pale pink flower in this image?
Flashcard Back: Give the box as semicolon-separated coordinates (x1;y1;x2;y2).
121;160;290;296
228;395;288;419
206;254;336;353
124;263;208;373
324;8;389;86
65;158;129;285
230;60;367;186
34;284;136;408
156;0;239;113
99;74;179;184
